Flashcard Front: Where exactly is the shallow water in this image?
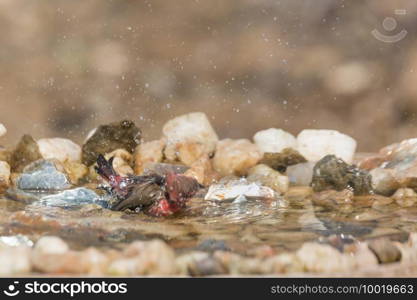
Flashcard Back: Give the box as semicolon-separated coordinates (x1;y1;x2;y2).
0;186;413;256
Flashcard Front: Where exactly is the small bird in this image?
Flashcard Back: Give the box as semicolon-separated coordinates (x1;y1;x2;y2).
95;154;201;216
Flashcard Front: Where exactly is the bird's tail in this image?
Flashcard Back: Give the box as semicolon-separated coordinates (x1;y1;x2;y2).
95;154;117;182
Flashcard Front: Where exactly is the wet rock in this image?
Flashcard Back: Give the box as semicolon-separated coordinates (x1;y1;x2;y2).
247;164;289;194
311;155;372;195
10;134;42;172
63;161;88;184
368;238;402;264
163;112;218;165
286;162;316;186
133;139;165;174
312;189;353;209
296;242;355;273
109;240;176;275
370;168;400;196
184;155;219;186
17;160;71;191
0;246;31;276
253;128;297;153
0;161;10;192
297;129;357;163
37;138;81;163
392;188;417;208
213;139;262;176
259;148;307;172
37;187;111;208
0;123;6;138
82;120;141;166
104;149;133;176
204;178;276;201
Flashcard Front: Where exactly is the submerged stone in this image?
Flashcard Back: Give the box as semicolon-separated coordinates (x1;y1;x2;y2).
82;120;141;166
259;148;307;172
17;160;71;191
37;187;110;208
10;134;43;172
311;155;372;195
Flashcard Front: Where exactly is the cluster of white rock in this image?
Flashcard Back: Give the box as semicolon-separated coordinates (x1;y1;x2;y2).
254;127;356;163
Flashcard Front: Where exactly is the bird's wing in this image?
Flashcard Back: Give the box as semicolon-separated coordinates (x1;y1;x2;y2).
111;181;164;211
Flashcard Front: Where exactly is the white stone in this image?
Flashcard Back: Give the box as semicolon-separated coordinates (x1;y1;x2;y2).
253;128;297;153
162;112;218;163
37;138;82;163
287;162;316;186
33;236;69;255
297;129;357;163
204;178;276;201
296;243;354;273
0;123;6;138
0;246;31;276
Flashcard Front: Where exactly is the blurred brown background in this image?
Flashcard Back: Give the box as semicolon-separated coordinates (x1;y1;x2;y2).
0;0;417;151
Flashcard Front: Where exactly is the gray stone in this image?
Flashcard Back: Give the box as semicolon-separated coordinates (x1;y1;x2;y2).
37;187;111;208
17;160;71;191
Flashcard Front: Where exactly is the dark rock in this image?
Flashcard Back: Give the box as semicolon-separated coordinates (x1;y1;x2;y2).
368;238;402;264
17;160;71;191
311;155;372;195
82;120;141;166
10;135;42;172
259;148;307;172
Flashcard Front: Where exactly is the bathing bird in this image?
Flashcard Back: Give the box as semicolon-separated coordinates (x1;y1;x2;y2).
95;154;200;216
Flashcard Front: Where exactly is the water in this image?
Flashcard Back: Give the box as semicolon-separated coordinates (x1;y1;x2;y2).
0;186;412;254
